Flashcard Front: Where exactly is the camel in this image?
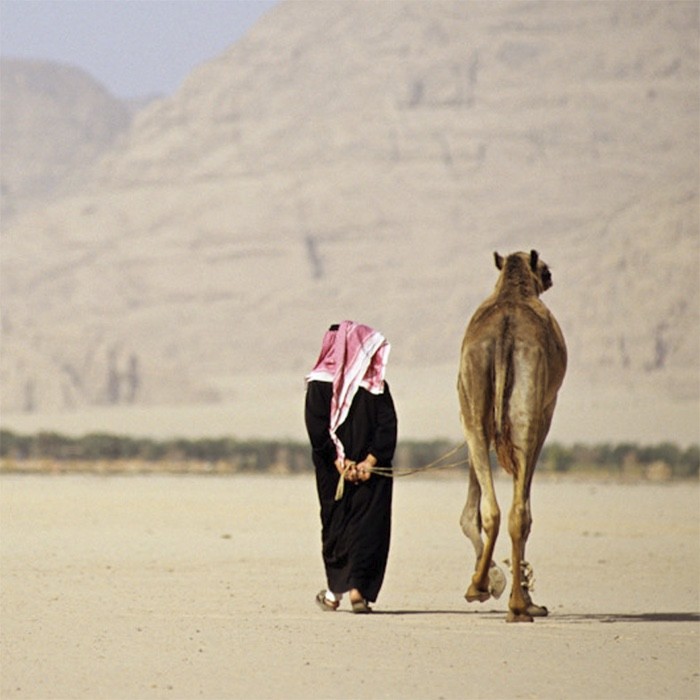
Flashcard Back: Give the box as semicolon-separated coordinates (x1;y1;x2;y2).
457;250;567;622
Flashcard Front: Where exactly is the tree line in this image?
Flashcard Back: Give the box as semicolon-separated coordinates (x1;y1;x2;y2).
0;429;697;479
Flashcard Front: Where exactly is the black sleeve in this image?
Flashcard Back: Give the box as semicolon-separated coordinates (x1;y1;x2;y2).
304;381;335;463
369;383;398;465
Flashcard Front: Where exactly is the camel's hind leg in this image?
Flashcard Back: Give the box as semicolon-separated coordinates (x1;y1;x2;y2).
515;403;557;619
458;356;504;604
459;464;483;560
505;360;553;622
506;471;547;620
460;465;506;601
463;439;501;603
506;467;534;622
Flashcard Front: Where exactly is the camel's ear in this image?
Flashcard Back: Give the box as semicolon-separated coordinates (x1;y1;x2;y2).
494;252;504;270
530;250;539;271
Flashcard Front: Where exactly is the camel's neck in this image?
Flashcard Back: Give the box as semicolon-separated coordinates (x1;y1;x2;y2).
493;260;540;300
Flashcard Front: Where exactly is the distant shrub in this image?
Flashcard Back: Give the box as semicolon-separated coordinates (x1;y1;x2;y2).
0;429;697;479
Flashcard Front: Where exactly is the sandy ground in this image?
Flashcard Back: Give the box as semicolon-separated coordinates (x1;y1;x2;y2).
1;474;698;700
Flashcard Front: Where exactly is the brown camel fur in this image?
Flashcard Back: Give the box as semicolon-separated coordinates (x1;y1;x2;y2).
457;250;567;622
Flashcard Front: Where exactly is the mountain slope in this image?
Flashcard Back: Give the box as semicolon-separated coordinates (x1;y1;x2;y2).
1;0;698;443
0;59;131;219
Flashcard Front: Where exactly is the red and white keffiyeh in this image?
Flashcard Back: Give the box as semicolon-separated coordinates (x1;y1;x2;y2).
306;320;391;462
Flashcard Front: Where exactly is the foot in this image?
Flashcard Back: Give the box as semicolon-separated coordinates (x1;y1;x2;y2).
465;589;490;602
465;581;491;603
351;599;372;613
507;589;545;622
315;590;339;611
522;589;548;617
506;609;534;623
349;588;372;614
527;603;549;617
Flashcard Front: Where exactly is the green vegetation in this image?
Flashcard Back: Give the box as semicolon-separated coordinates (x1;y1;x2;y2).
0;430;697;479
0;430;310;474
540;441;699;479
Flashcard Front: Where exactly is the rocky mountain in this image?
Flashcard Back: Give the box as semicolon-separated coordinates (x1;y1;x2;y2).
0;59;132;220
1;0;698;444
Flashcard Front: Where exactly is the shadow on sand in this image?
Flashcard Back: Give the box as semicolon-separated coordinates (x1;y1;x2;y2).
560;612;700;624
369;610;699;623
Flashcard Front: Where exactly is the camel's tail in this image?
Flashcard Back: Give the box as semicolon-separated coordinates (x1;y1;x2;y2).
494;324;516;475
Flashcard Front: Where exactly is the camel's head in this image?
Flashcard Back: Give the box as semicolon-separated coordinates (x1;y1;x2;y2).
494;250;553;295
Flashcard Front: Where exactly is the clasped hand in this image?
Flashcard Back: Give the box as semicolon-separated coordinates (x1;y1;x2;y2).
335;458;372;483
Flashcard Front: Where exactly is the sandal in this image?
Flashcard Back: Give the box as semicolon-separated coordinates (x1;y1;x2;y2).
315;590;339;611
351;598;372;614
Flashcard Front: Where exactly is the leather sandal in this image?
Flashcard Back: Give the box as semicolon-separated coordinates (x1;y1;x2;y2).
315;590;339;611
351;598;372;614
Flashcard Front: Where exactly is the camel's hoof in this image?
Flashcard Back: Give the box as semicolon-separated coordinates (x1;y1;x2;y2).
506;610;534;623
488;563;507;600
527;603;549;617
465;584;490;603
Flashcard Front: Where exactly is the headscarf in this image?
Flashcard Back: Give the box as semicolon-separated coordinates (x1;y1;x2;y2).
306;320;391;463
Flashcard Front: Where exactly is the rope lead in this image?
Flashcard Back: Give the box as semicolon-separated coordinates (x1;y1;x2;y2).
335;442;468;499
370;441;468;478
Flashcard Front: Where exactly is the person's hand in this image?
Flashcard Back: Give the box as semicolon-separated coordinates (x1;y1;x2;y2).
336;458;358;482
355;454;377;482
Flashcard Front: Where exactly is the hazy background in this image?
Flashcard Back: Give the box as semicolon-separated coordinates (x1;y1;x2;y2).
0;0;279;99
1;1;698;446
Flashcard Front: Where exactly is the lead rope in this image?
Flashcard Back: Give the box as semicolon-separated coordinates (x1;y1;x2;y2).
334;442;468;500
334;461;352;501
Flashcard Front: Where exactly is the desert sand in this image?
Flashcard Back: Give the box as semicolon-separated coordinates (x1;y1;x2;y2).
1;473;698;700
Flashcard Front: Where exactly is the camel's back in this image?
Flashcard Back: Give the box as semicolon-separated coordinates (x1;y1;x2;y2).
462;295;567;382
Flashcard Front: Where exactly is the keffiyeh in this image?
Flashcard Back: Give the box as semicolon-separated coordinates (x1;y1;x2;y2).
306;320;391;462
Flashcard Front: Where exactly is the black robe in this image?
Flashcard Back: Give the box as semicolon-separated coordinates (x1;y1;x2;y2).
305;380;397;602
